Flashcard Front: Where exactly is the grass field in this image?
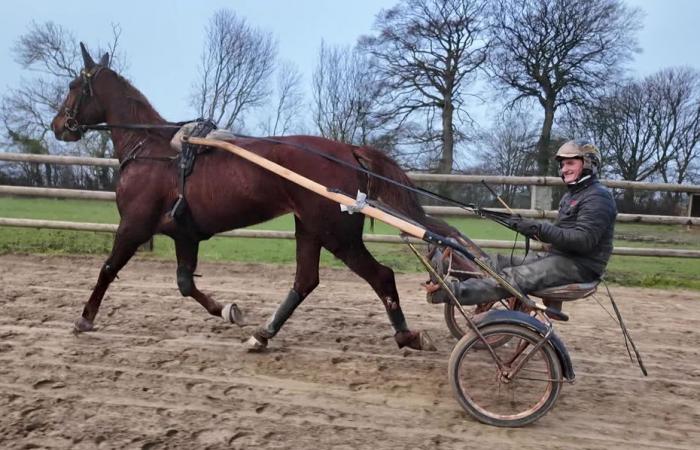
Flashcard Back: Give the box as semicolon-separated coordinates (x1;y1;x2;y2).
1;196;700;290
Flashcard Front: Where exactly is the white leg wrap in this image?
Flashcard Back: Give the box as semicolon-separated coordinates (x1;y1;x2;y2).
221;304;233;323
221;303;245;325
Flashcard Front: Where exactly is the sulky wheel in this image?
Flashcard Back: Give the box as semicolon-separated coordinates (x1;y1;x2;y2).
448;323;563;427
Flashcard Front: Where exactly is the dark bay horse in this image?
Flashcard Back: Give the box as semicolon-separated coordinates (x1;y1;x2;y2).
51;44;457;351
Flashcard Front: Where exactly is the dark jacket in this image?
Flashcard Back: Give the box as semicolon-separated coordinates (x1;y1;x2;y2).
537;176;617;277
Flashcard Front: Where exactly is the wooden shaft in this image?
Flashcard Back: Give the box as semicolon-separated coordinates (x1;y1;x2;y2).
186;137;428;240
495;195;515;215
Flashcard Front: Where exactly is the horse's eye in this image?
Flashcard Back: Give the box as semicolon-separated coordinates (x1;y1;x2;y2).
69;80;80;89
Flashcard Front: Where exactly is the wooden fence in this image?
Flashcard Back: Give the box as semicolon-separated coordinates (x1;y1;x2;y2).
1;152;699;258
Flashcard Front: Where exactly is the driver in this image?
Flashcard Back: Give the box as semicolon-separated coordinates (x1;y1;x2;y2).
427;140;617;313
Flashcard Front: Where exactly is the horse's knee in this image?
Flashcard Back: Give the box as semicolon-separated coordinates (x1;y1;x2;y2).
176;265;194;296
102;262;114;276
99;262;119;283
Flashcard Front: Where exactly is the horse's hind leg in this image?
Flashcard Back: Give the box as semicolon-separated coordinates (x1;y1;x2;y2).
330;240;436;351
247;220;322;350
75;228;146;332
174;237;244;325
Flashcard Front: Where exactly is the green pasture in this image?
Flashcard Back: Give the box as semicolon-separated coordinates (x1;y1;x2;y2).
1;196;700;290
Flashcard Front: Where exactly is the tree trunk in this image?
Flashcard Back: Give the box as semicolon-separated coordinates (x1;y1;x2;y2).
438;98;454;173
44;163;52;187
622;188;636;213
536;101;556;175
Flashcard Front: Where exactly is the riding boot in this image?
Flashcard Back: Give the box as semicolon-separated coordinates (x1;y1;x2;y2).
255;289;303;340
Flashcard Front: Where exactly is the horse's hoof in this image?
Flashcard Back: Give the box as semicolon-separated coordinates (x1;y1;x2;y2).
246;335;268;352
418;331;437;351
221;303;246;326
74;317;94;333
395;330;437;351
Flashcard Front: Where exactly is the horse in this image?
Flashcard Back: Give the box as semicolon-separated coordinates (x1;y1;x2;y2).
51;43;459;351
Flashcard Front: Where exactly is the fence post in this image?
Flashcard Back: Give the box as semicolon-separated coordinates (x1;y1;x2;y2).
689;193;699;230
139;237;154;252
530;185;553;211
690;193;699;217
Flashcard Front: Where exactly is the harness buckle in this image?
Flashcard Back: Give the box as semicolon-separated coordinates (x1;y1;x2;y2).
340;191;368;214
64;117;80;132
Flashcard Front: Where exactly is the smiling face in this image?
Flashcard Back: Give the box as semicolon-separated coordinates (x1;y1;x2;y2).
559;157;584;184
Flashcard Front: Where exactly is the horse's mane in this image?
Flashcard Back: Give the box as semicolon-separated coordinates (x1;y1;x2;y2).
353;146;461;239
109;72;178;141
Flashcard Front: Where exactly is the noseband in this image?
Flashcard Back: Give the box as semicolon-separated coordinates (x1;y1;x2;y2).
63;66;105;132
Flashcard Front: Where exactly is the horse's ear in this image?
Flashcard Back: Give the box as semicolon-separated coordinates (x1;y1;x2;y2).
99;52;110;67
80;42;95;70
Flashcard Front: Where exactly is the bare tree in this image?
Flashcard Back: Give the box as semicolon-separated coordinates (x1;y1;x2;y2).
670;103;700;186
258;61;305;136
311;41;383;145
567;70;700;210
576;82;658;183
474;110;538;203
192;9;276;130
648;68;700;186
488;0;641;175
1;21;124;189
359;0;490;173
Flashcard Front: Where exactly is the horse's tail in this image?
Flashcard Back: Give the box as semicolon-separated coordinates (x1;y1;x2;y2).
351;146;459;238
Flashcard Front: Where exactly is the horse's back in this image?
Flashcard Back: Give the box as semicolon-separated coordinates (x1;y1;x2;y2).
184;135;365;236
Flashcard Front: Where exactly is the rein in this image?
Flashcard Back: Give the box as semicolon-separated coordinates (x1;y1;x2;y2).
79;122;480;214
119;137;177;171
82;123;182;131
80;125;183;171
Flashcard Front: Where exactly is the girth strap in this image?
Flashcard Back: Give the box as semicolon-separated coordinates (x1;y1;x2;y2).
169;120;218;220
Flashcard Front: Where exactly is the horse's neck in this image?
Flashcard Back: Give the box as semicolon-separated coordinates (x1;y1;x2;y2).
103;85;170;160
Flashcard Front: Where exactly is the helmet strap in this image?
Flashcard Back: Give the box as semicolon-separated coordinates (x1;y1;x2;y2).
563;173;593;185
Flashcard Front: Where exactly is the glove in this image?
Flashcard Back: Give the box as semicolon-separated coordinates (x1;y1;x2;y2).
502;214;524;229
513;218;541;238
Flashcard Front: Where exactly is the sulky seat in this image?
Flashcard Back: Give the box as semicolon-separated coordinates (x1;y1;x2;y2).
532;280;600;303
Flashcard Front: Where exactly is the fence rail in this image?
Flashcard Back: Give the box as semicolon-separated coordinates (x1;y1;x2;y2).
408;173;700;193
1;152;699;258
1;185;697;225
0;153;118;167
2;217;697;258
3;152;700;193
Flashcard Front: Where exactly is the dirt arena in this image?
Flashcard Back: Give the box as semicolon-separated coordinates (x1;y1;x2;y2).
0;254;698;449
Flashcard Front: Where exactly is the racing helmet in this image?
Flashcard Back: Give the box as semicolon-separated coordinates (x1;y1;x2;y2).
555;140;601;179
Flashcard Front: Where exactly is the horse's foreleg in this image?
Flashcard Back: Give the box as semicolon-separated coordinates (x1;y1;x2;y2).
247;223;321;351
75;230;144;332
174;238;244;325
331;241;437;351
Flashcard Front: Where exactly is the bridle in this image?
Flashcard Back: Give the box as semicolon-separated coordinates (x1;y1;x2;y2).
59;65;180;171
63;65;105;133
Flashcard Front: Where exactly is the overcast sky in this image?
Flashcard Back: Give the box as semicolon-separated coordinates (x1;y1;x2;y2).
2;0;699;125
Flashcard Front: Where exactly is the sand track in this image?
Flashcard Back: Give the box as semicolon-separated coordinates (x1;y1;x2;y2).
1;254;698;449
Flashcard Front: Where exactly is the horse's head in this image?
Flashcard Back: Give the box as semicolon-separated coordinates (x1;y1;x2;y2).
51;43;111;142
